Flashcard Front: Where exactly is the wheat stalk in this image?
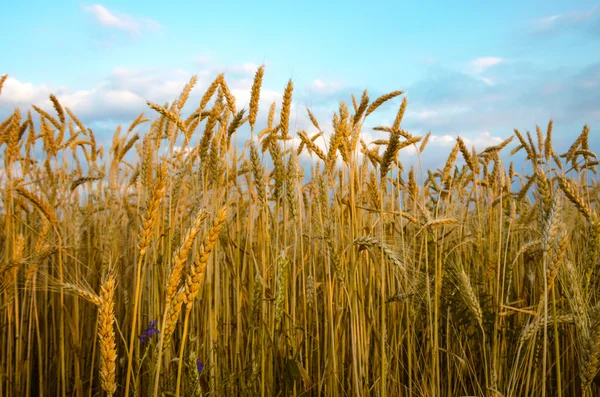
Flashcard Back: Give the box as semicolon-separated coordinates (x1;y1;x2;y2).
98;272;117;396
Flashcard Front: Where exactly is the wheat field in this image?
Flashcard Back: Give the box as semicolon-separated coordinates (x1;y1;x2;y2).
0;69;599;396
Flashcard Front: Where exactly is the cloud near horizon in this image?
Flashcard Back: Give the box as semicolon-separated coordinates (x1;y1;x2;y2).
1;55;598;172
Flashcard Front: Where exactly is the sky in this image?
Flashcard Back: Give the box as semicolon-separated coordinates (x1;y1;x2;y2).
1;0;599;171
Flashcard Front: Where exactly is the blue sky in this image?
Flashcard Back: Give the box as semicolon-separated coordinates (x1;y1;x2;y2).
1;0;599;169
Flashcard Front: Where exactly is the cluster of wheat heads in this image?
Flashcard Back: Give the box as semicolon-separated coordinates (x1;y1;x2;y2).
0;70;599;396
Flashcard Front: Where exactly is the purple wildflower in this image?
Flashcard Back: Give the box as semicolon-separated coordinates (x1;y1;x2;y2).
138;320;159;345
196;359;204;374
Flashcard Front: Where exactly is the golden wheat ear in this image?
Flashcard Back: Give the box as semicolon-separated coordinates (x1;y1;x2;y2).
0;74;7;96
98;272;117;396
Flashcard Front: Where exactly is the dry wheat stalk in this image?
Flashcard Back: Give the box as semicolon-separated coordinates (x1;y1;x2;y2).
162;288;186;351
32;104;61;131
298;130;326;161
220;78;237;115
353;89;370;126
306;273;315;308
419;131;431;154
184;206;228;305
544;120;553;161
199;74;223;112
586;222;600;286
178;75;198;112
286;151;299;219
365;90;404;117
251;272;263;327
98;272;117;396
379;129;400;180
14;186;57;225
165;208;208;307
558;175;594;221
137;163;167;255
249;65;265;132
454;265;483;327
62;283;102;306
249;141;266;206
442;142;460;185
306;107;322;132
199;101;222;163
274;254;290;332
147;101;187;135
563;125;589;160
392;97;408;131
280;80;293;140
456;137;476;173
354;236;406;275
520;313;574;343
0;74;7;95
581;310;600;391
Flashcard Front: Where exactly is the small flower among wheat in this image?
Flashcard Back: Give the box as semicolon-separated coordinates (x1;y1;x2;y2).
138;320;159;345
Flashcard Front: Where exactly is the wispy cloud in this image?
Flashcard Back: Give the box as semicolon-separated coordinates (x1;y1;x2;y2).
531;7;600;36
83;4;161;35
475;76;496;86
406;105;470;122
467;57;504;74
534;15;561;32
420;57;439;66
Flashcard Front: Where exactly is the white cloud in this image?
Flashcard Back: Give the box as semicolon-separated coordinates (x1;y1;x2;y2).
467;57;504;74
429;134;455;147
461;131;503;150
0;60;294;145
306;79;345;95
83;4;161;35
0;72;178;127
0;77;55;105
533;15;561;32
476;76;496;86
